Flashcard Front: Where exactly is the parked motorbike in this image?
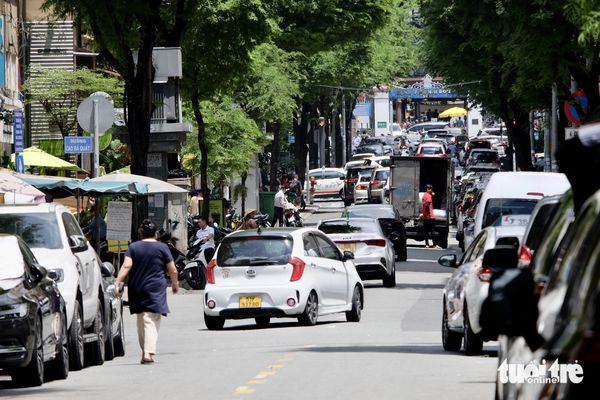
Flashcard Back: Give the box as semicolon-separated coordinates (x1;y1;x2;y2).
157;228;187;281
254;213;271;228
284;203;303;227
183;238;215;290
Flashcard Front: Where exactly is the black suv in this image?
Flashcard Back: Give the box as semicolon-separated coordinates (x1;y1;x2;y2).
343;165;367;206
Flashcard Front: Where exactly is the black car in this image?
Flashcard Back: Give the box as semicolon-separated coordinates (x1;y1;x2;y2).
342;165;364;207
0;234;69;387
355;143;385;156
342;204;408;261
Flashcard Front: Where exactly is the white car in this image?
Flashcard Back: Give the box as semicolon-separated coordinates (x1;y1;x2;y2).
439;223;527;355
0;203;110;370
367;167;390;204
307;167;345;200
352;168;374;204
318;217;396;287
203;228;364;329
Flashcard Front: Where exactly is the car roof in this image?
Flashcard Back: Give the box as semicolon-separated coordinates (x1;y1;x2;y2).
318;217;379;224
0;203;65;213
223;227;318;240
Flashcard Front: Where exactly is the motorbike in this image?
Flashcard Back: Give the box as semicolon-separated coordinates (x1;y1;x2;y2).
157;227;187;281
183;225;232;290
284;203;303;227
254;213;271;228
187;214;200;247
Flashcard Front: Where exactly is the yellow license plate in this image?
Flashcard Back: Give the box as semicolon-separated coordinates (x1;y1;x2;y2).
337;242;356;253
239;296;262;308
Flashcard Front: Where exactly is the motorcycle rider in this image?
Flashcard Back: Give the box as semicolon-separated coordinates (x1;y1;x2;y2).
195;216;216;260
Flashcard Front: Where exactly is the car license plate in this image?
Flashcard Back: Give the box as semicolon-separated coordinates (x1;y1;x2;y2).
239;296;262;308
337;242;356;253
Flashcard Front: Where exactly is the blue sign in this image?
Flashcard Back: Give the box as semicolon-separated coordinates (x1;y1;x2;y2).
353;101;371;117
13;109;24;152
390;87;466;101
64;136;93;154
15;154;24;173
0;16;5;87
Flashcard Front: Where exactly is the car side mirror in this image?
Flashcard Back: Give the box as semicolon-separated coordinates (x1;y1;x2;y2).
100;262;115;278
482;246;518;271
30;263;48;281
342;251;355;261
438;254;457;268
69;235;89;253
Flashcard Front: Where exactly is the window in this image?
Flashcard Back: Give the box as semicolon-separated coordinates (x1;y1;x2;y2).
313;235;341;261
467;231;487;262
0;213;62;249
303;234;320;257
217;236;293;266
62;212;84;238
318;220;378;235
483;198;539;229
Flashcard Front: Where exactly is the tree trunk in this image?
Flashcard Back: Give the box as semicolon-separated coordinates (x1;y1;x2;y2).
240;172;247;217
499;97;534;171
191;94;210;220
269;122;281;191
294;102;310;185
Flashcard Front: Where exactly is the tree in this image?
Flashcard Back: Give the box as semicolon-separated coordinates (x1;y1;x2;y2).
22;66;123;138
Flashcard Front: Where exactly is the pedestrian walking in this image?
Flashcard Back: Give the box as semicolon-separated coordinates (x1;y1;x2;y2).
273;186;286;227
115;219;179;364
422;184;439;248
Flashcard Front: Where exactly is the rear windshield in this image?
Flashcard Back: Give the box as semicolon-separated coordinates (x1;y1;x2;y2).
347;208;394;219
474;152;498;162
318;220;378;234
420;146;443;155
217;237;293;267
0;213;62;249
356;145;383;154
483;198;539;229
374;170;389;181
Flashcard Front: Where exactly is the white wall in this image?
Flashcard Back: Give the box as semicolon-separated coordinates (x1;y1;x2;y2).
373;90;390;136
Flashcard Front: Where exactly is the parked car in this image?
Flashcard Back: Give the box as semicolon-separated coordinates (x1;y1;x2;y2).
489;188;600;400
202;228;364;329
318;218;396;287
307;168;346;200
0;234;69;386
465;149;501;170
342;204;408;261
367;167;390;204
438;224;525;355
99;262;126;360
406;122;449;134
0;203;115;370
354;143;385;156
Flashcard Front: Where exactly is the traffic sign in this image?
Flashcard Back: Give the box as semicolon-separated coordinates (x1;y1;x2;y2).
15;153;24;173
77;95;114;134
64;136;93;153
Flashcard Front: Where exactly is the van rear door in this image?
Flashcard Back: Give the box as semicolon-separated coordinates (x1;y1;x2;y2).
390;157;420;219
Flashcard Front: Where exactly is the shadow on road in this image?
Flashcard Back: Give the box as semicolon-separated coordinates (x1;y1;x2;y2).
295;344;498;358
202;320;339;331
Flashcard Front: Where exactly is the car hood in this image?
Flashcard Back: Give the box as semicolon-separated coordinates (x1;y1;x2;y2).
30;247;72;270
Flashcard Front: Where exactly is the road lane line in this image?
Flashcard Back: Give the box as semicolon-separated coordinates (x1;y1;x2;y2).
235;386;256;395
406;259;436;262
255;371;277;378
247;379;267;385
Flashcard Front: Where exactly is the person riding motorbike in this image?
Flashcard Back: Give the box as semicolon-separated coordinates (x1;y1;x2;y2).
195;216;216;260
238;209;258;230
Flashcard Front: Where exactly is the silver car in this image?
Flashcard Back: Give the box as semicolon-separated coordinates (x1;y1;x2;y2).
318;218;396;287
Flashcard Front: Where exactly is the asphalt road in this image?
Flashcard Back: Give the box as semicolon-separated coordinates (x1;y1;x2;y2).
0;200;498;400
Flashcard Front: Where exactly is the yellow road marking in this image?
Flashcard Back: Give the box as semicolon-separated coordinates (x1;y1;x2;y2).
268;364;284;369
277;357;294;362
247;379;267;385
255;371;277;378
235;386;256;395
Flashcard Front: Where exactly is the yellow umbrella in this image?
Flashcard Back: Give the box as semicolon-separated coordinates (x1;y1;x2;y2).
12;146;87;172
439;107;467;118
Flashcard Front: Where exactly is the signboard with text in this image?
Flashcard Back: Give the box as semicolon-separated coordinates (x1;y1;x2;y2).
64;136;93;153
13;109;24;152
106;201;132;241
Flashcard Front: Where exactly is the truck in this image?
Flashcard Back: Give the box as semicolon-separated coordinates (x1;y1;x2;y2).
389;156;453;248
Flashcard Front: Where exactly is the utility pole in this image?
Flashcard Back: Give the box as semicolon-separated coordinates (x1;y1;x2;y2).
551;84;558;172
341;93;347;165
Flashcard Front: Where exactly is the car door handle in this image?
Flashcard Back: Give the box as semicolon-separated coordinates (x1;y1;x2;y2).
310;263;316;268
331;267;337;273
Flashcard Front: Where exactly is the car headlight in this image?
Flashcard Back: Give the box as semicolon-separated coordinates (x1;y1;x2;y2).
47;268;65;283
0;303;29;320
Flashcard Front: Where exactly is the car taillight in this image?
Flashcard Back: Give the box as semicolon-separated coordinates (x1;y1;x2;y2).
207;259;217;284
345;178;356;183
478;267;493;282
416;153;424;157
289;257;305;282
527;192;545;197
518;245;533;268
355;184;367;190
371;179;381;185
365;239;386;247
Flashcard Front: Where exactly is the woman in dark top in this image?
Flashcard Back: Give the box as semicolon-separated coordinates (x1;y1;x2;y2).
115;219;179;364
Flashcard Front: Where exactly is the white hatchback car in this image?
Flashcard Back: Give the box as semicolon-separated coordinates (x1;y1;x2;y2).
318;218;396;287
438;223;526;355
203;228;364;330
353;167;375;204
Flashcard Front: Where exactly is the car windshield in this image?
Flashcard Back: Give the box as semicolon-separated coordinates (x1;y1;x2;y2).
0;213;62;249
473;152;498;162
217;237;293;267
356;145;383;154
0;236;25;280
420;146;443;155
483;199;539;229
347;207;394;219
318;220;378;234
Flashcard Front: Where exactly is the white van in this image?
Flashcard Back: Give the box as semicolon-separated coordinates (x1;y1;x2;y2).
472;172;570;239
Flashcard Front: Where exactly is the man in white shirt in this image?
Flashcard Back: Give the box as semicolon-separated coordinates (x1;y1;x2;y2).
195;216;215;251
273;186;286;227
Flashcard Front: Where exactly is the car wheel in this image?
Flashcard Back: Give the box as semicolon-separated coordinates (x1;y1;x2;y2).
186;266;206;290
47;311;69;380
382;262;396;288
86;303;105;366
68;300;85;371
442;302;462;351
13;315;44;387
204;314;225;330
345;285;362;322
113;307;126;357
298;291;318;326
104;308;115;361
463;303;483;355
255;317;270;328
